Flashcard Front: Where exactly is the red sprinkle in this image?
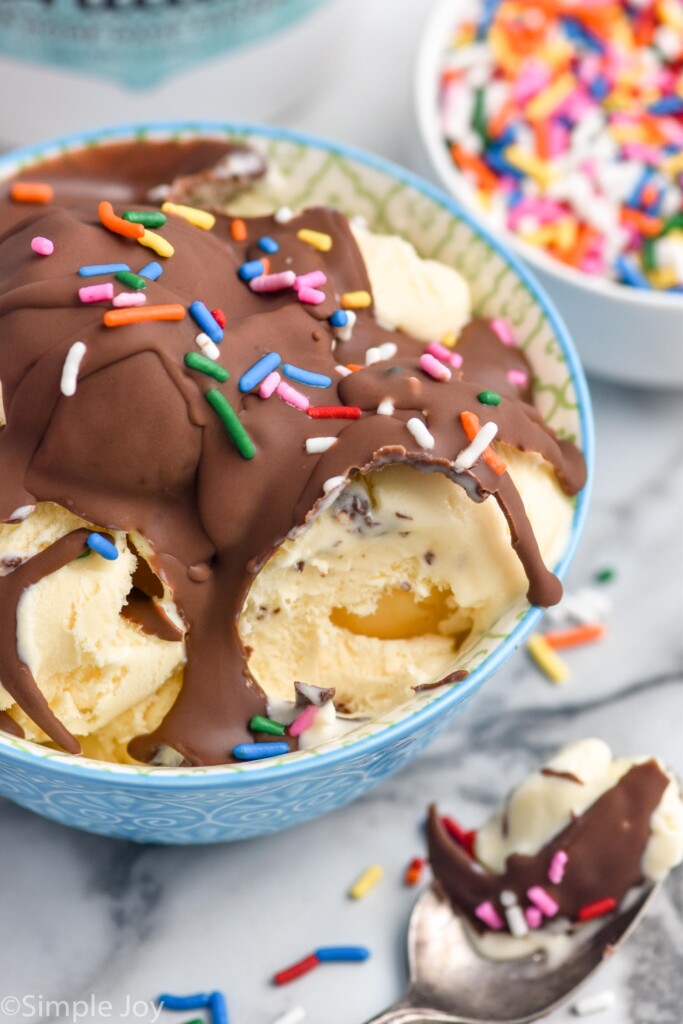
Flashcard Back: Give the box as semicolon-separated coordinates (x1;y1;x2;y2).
307;406;362;419
273;953;320;986
442;816;477;857
211;308;226;329
404;857;426;887
578;897;617;922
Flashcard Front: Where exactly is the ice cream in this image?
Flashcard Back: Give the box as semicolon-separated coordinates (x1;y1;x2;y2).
0;139;586;766
427;739;683;959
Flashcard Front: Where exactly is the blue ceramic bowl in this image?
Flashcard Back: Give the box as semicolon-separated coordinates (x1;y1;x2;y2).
0;122;593;844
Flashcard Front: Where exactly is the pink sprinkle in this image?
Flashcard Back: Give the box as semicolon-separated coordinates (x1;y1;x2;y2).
490;318;515;346
112;291;147;308
548;850;568;885
507;368;528;387
294;270;327;290
335;364;352;377
259;371;281;399
548;121;570;158
249;271;296;293
527;886;559;918
420;353;451;382
31;235;54;256
525;906;543;930
289;704;318;738
426;342;463;369
79;283;114;304
514;62;551;104
276;381;309;411
475;901;504;931
298;286;326;305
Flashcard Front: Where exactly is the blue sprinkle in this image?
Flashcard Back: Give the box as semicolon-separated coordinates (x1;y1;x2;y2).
329;309;349;328
627;167;653;209
157;993;211;1011
139;261;163;281
615;255;651;290
86;533;118;561
209;991;229;1024
484;150;524;180
233;742;290;761
78;263;130;277
238;259;265;282
283;364;332;388
189;300;223;344
315;946;371;963
588;75;610;100
258;236;279;254
648;97;683;116
238;352;281;392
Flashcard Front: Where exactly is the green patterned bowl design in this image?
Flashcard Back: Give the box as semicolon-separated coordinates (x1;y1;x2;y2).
0;123;593;842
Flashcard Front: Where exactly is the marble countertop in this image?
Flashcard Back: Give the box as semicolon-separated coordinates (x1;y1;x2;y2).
1;2;682;1022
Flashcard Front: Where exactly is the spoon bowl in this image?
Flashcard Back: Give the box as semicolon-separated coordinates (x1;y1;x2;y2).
366;881;659;1023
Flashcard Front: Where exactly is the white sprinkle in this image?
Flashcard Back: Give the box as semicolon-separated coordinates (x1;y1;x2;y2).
112;291;147;308
407;417;435;450
274;206;294;224
323;475;346;495
60;341;87;397
335;309;356;342
272;1008;306;1024
500;889;517;908
366;341;397;366
572;991;616;1017
146;183;171;202
305;436;337;454
366;347;382;366
335;364;352;377
379;341;397;360
501;895;529;938
377;399;394;416
195;332;221;361
150;745;185;767
9;505;35;522
453;421;498;472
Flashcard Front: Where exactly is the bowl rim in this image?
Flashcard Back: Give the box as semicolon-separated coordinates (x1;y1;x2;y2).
0;118;594;787
414;0;683;311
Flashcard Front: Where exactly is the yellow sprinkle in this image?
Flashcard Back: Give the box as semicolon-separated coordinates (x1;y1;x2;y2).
609;124;649;144
503;145;557;187
162;201;216;231
138;228;174;258
658;0;683;31
341;290;372;309
663;151;683;178
349;864;384;900
527;634;570;684
296;228;333;252
555;218;579;254
440;331;457;349
526;73;575;122
647;266;679;289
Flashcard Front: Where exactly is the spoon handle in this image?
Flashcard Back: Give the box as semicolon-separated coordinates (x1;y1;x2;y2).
364;1008;465;1023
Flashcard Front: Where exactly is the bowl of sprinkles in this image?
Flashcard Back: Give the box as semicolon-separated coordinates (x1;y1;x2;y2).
416;0;683;387
0;121;592;844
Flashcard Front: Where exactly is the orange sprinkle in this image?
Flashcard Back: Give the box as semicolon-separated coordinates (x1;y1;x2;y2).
488;97;517;140
544;623;606;649
231;218;247;242
98;200;144;240
620;207;663;237
450;144;499;191
261;257;271;276
534;120;553;160
10;182;54;204
346;363;363;372
561;224;600;267
460;410;507;476
404;857;425;887
103;304;185;328
640;183;659;207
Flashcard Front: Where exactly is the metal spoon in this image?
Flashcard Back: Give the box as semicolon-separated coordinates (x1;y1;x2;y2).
365;879;659;1024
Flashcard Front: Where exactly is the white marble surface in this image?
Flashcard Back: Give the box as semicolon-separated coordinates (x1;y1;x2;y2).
1;2;682;1022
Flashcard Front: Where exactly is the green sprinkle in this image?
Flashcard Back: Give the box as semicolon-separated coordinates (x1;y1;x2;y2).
595;567;615;583
477;390;501;406
115;270;147;290
660;212;683;237
184;352;229;382
76;550;91;560
249;715;286;736
205;388;255;459
122;210;167;228
642;238;656;272
473;86;488;145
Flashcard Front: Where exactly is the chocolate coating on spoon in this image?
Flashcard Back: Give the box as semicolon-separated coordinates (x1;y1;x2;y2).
0;141;585;765
427;760;669;933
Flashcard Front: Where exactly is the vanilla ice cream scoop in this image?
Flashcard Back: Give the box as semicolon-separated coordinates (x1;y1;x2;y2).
0;139;585;766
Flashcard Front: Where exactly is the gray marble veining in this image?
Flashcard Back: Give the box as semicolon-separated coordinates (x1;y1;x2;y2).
0;1;682;1019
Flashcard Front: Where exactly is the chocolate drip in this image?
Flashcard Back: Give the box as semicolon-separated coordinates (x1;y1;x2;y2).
0;140;586;764
427;761;669;933
0;710;24;738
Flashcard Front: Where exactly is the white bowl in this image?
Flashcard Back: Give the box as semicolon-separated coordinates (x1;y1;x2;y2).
415;0;683;390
